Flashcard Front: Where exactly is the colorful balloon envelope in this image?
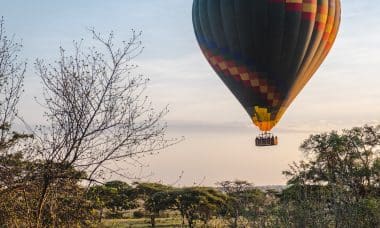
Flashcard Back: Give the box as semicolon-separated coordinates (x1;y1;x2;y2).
192;0;341;132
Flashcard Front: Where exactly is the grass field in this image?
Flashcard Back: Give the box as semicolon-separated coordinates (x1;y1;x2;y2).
100;218;227;228
100;218;182;228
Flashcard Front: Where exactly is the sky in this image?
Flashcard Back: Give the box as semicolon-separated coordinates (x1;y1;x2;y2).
1;0;380;186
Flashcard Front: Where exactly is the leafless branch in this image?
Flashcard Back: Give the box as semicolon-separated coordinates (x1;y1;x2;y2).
33;29;179;182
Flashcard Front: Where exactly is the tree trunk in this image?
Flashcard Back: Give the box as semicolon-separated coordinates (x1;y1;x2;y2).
36;179;50;228
203;219;208;227
233;217;238;228
188;219;193;228
150;214;156;227
187;214;194;228
99;208;103;223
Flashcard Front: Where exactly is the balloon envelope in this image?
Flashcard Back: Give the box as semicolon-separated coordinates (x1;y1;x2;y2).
192;0;341;131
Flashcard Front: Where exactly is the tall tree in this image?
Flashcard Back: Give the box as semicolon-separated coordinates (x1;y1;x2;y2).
145;191;176;227
0;17;26;149
174;187;226;228
133;182;173;227
282;125;380;227
217;180;266;228
88;180;136;222
30;29;175;227
0;17;33;227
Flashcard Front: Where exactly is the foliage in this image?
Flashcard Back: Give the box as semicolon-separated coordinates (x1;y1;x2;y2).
0;155;95;227
132;210;145;219
217;180;266;227
173;187;226;228
87;180;137;222
281;125;380;227
92;126;380;228
133;182;174;227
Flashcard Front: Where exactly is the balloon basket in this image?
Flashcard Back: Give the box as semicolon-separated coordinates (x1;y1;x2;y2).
255;132;278;147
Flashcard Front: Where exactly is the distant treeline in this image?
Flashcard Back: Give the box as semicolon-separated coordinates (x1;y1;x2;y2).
2;127;380;227
1;126;380;227
89;125;380;227
71;126;380;227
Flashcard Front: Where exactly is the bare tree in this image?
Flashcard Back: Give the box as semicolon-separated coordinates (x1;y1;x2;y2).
0;16;29;190
32;29;176;226
0;17;26;150
0;17;36;227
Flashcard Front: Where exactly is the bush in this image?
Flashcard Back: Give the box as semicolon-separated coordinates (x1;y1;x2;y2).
106;211;124;219
133;210;145;219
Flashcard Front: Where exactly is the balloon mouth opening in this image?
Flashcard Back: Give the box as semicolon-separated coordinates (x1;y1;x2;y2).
252;106;280;131
253;121;277;132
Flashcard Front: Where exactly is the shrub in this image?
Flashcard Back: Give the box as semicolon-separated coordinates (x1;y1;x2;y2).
133;210;145;219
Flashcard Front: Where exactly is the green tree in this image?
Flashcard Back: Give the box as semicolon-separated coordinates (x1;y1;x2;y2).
88;181;136;222
174;187;226;228
133;182;173;227
87;184;109;222
217;180;266;228
104;181;136;213
281;125;380;227
279;184;333;227
145;191;176;225
0;157;95;227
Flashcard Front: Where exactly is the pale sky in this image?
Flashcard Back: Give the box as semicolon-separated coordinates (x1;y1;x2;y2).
1;0;380;186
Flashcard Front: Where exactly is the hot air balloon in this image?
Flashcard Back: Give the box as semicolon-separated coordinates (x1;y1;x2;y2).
192;0;341;146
